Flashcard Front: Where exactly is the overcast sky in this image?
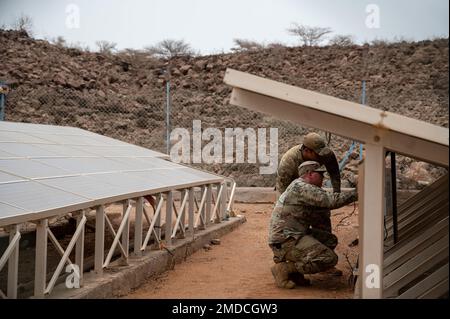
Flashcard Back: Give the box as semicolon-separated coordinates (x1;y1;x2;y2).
1;0;448;54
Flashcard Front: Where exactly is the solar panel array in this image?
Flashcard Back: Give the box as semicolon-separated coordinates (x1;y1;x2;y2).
0;121;223;226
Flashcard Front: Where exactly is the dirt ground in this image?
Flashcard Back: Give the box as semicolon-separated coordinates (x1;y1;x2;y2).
125;202;359;299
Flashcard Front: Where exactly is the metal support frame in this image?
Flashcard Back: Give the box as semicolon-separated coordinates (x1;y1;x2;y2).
171;190;189;239
134;197;143;256
34;219;48;297
211;183;224;223
205;185;212;227
94;205;105;275
195;186;208;229
1;178;236;299
75;211;85;287
0;224;21;299
121;200;130;264
32;215;86;297
45;214;86;295
141;194;164;251
390;152;399;244
227;180;236;216
188;188;195;235
165;191;173;246
103;202;132;268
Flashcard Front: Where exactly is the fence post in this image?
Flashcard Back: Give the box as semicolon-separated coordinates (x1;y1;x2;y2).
165;65;171;154
0;82;8;121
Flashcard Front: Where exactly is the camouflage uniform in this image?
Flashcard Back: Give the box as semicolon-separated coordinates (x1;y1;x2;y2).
276;144;341;195
275;134;341;249
268;178;357;275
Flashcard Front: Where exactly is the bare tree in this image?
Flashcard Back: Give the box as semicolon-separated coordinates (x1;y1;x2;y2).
329;34;355;46
231;38;265;52
13;13;33;35
52;36;67;47
68;42;90;52
95;40;117;54
267;42;286;49
287;23;332;47
145;39;194;59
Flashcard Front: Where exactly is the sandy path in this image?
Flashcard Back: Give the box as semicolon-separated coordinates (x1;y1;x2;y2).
125;203;359;299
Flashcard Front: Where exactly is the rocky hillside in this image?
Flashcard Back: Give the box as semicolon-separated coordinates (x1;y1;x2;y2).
0;30;448;187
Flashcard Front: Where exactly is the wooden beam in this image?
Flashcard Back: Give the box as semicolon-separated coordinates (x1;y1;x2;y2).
224;68;449;149
230;88;448;167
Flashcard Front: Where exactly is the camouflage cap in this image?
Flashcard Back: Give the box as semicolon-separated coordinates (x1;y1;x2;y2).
298;161;327;177
303;133;332;156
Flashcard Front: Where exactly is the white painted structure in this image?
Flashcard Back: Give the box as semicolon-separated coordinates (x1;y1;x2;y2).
0;121;235;298
224;68;449;298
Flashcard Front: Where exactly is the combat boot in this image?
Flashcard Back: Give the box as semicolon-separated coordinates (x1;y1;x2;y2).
324;266;343;276
271;262;296;289
288;272;311;286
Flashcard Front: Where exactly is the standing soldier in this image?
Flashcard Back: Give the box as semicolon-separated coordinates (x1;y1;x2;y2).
276;132;341;196
275;132;341;243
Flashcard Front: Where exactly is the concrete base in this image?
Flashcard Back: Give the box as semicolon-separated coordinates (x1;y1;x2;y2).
49;216;246;299
234;187;276;203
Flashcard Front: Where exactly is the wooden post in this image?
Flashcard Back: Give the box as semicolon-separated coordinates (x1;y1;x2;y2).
359;144;385;298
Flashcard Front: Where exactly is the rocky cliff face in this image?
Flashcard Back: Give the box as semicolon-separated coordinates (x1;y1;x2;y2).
0;30;448;187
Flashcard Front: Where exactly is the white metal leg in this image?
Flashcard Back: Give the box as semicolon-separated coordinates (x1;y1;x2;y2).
181;189;187;236
6;225;20;299
134;197;143;257
95;205;105;275
154;194;162;248
205;184;212;227
165;191;173;246
34;219;48;298
45;215;86;295
222;182;228;220
227;181;236;216
104;204;131;267
188;188;195;236
75;211;85;287
121;200;130;264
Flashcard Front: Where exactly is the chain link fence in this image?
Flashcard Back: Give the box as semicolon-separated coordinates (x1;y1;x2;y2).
5;76;444;189
2;78;362;187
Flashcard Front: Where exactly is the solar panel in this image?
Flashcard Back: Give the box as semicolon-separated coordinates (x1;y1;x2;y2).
0;149;17;158
34;157;130;174
0;202;30;223
0;121;224;226
0;142;62;157
0;131;53;143
0;171;27;184
0;181;88;213
70;145;164;157
0;158;72;179
38;175;127;200
29;144;97;157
